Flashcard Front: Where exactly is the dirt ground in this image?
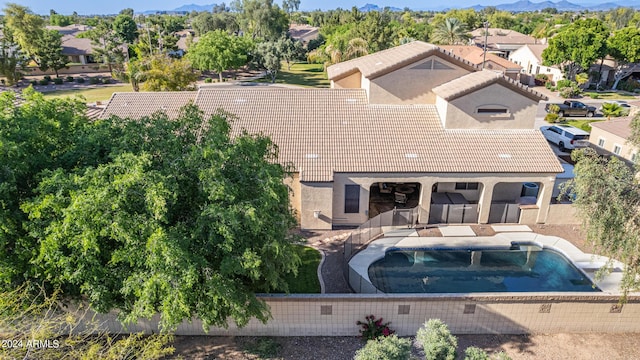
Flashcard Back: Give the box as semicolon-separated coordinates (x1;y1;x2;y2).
167;225;639;360
169;333;640;360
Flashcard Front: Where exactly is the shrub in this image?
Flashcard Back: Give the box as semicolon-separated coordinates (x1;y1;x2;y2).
30;80;38;86
354;335;412;360
53;78;63;85
75;77;85;83
464;347;491;360
545;81;553;89
357;315;395;341
416;319;457;360
102;78;111;84
589;93;599;99
243;337;280;358
204;78;213;83
547;104;560;114
535;73;549;81
66;76;74;82
43;75;52;81
88;77;100;84
559;85;581;98
556;79;572;89
39;79;49;85
544;113;560;123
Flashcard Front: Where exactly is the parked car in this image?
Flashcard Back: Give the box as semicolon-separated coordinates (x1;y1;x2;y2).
545;100;596;117
599;100;631;116
540;124;590;152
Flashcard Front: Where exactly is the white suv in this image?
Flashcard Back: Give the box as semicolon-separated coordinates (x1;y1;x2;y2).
540;125;590;152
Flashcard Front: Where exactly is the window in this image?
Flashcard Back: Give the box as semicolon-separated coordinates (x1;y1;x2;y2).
476;105;510;117
344;185;360;213
632;153;638;163
613;144;622;155
455;182;479;190
598;138;605;147
477;108;508;114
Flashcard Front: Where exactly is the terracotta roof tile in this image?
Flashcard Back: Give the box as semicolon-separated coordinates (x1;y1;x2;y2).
327;41;478;81
101;92;197;119
432;70;547;102
439;45;521;70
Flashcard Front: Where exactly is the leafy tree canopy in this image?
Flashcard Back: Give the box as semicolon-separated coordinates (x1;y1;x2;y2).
186;30;254;81
1;90;301;331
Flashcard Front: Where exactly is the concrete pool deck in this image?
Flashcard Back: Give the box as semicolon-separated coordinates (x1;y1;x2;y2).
348;229;625;294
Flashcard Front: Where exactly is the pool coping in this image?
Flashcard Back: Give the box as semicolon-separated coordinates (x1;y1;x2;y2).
348;232;625;295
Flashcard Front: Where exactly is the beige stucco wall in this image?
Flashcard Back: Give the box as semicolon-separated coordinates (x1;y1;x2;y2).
443;83;538;129
90;295;640;336
546;204;580;224
367;56;471;105
284;173;302;224
328;172;557;227
300;182;333;230
590;127;638;162
331;72;361;89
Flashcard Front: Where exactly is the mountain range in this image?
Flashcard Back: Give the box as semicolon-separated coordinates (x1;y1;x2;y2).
140;0;640;14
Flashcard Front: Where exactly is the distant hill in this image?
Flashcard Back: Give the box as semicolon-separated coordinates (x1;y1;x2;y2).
468;0;639;12
141;3;215;15
357;3;403;12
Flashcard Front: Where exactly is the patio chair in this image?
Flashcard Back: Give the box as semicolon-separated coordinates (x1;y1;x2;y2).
394;192;407;204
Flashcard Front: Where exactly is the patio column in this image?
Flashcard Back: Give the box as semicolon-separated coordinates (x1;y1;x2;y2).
477;182;495;224
417;181;434;225
535;178;555;223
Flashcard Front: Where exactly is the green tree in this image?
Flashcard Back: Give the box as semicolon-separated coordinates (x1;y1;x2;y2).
565;126;640;302
279;36;304;70
22;105;301;330
235;0;288;40
80;19;127;74
600;102;624;120
416;319;458;360
542;19;609;80
191;12;216;35
3;3;44;60
139;54;198;91
254;40;282;82
0;22;27;85
186;30;253;81
113;13;139;44
607;27;640;90
354;335;412;360
34;29;68;77
431;17;470;45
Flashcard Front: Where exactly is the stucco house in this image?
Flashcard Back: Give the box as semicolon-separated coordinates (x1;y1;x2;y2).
438;45;522;80
470;28;537;58
508;44;564;84
590;118;638;163
101;41;563;230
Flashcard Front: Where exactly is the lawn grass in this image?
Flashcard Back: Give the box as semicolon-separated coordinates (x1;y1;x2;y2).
563;119;603;132
42;84;133;103
278;245;322;293
583;91;637;100
254;62;329;88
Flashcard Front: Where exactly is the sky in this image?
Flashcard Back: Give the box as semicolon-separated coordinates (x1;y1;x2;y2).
5;0;517;15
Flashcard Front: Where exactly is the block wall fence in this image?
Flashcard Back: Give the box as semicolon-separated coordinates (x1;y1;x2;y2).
77;294;640;336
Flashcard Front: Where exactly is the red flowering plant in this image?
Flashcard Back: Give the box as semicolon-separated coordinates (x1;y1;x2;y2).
356;314;395;340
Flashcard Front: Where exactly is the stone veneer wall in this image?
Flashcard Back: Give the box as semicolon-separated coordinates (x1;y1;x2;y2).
80;294;640;336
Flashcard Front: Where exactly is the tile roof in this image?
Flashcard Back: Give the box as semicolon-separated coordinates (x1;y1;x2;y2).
590;118;633;140
61;35;94;56
439;45;521;70
101;87;562;181
432;70;547;102
327;41;478;81
471;28;536;46
100;92;197;119
522;44;547;62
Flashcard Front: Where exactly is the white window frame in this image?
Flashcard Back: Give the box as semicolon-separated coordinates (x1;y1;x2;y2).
613;144;622;155
597;137;605;147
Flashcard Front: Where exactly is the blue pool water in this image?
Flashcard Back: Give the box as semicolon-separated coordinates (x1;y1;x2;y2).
368;247;599;293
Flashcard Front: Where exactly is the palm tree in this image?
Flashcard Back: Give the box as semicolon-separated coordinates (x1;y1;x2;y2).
432;18;470;45
344;38;369;61
601;102;624;120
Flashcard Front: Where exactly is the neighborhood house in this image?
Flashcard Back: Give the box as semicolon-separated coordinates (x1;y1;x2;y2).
101;41;563;230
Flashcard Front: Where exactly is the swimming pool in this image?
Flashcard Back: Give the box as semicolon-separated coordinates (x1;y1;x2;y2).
367;246;600;293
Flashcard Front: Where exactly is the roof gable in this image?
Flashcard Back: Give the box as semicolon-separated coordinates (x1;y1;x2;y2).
327;41;478;81
432;70;547;102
